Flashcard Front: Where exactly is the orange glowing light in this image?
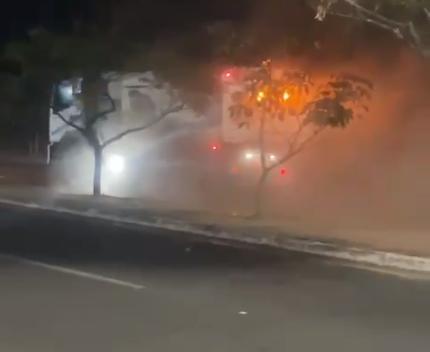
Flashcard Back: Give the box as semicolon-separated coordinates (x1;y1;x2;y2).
282;91;290;101
257;91;265;102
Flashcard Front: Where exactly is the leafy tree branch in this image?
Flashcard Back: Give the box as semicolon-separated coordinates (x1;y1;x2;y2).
229;60;372;217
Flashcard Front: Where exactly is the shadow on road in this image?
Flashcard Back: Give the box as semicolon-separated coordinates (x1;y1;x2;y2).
0;207;313;272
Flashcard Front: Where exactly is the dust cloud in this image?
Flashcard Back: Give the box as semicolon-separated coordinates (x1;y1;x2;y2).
52;41;430;239
143;46;430;239
264;48;430;233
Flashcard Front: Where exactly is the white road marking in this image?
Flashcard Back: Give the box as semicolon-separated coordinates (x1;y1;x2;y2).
238;311;248;315
1;254;146;290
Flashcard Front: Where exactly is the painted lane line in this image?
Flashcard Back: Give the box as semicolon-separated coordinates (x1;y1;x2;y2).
1;254;146;290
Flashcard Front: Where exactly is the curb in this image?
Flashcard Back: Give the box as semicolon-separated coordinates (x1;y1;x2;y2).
1;198;430;273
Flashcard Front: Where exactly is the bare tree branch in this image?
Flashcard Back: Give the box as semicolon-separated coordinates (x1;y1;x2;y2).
287;118;307;152
267;126;325;172
313;0;430;55
101;103;185;148
54;110;85;133
425;7;430;22
88;92;116;126
342;0;405;27
408;21;422;47
329;10;404;37
292;126;325;155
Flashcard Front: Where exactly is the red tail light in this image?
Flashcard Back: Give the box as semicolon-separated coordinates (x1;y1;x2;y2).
210;143;221;151
222;69;234;82
280;167;287;176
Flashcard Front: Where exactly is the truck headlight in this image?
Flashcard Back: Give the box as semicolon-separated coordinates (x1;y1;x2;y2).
268;154;277;161
106;154;125;175
244;151;255;160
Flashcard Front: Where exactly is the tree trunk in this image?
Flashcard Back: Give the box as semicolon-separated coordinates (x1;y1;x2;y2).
252;169;269;218
93;146;103;196
251;114;268;218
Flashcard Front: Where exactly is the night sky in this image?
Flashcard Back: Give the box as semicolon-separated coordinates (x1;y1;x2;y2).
1;0;78;41
0;0;398;66
0;0;253;45
0;0;404;147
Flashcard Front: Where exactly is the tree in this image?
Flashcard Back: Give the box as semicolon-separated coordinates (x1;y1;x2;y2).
229;60;372;217
53;75;185;196
309;0;430;55
0;53;51;151
5;29;188;195
0;74;35;144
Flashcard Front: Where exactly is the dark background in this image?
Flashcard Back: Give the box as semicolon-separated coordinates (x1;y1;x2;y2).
0;0;254;44
0;0;401;153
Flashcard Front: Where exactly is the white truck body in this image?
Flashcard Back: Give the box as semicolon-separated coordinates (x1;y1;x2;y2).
49;72;197;144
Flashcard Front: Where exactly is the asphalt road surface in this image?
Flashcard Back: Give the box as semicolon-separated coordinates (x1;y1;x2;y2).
1;207;430;352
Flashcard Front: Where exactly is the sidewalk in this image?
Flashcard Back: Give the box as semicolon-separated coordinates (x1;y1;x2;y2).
1;185;430;272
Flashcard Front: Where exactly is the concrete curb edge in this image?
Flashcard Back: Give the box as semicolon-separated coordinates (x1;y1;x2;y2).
1;198;430;273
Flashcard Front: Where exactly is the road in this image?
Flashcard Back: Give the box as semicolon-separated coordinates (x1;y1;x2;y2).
1;208;430;352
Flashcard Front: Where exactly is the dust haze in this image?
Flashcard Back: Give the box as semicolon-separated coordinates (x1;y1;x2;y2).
265;48;430;234
51;13;430;244
141;47;430;238
182;48;430;239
